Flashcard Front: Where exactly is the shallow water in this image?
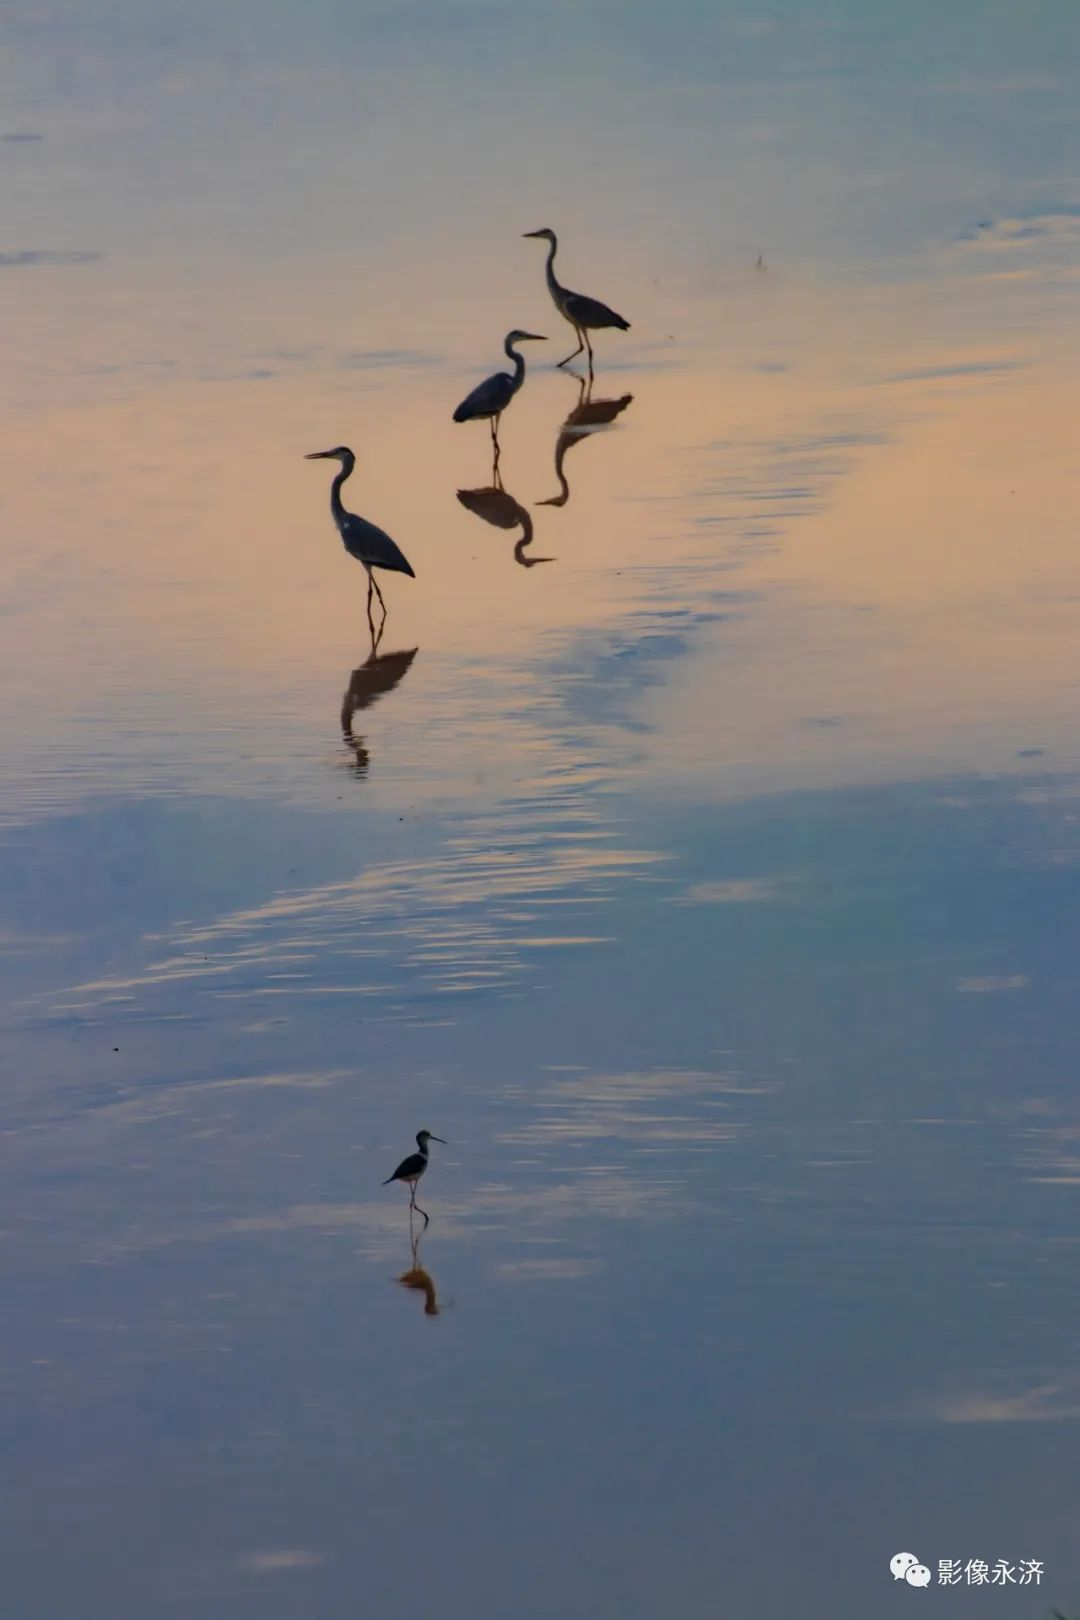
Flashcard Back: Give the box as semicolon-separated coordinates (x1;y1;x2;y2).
4;4;1080;1616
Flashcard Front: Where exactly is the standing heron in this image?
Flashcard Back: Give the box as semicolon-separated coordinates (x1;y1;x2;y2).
452;330;546;465
382;1130;446;1229
523;228;630;371
305;446;415;632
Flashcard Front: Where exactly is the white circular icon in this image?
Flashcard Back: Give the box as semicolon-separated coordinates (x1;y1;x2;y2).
891;1553;919;1581
907;1564;932;1588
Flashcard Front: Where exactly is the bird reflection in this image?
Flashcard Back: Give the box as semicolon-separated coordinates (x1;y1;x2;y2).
538;374;634;509
398;1226;440;1317
457;463;555;568
340;621;418;777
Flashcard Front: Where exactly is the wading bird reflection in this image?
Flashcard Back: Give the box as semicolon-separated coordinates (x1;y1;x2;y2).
382;1130;446;1230
457;465;554;568
305;446;415;633
398;1227;440;1316
538;374;634;509
340;623;418;777
523;228;630;372
452;330;546;467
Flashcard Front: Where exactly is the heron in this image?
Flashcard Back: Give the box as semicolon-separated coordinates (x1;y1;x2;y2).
452;330;546;465
523;228;630;371
382;1130;446;1229
305;446;415;631
538;374;635;509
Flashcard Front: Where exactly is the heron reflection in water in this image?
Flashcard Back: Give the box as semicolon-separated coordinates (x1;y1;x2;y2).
398;1226;440;1317
340;621;418;777
538;374;634;510
457;462;554;569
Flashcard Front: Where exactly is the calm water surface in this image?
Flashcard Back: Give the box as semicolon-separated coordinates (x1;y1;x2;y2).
4;4;1080;1616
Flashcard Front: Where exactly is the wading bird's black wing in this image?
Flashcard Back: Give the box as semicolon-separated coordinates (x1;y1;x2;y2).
383;1150;425;1185
342;514;415;577
453;370;514;423
563;290;630;331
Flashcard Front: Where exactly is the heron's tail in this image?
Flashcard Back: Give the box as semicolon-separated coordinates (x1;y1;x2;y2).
382;1175;397;1185
452;404;470;423
613;314;631;331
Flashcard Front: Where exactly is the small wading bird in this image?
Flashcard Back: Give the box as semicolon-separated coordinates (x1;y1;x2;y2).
382;1130;446;1229
452;330;546;464
523;228;630;371
305;446;415;631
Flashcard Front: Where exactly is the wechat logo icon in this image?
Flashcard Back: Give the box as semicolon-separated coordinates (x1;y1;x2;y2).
891;1553;931;1587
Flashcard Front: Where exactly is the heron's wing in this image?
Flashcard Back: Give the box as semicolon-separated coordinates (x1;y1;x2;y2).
452;370;513;422
341;514;415;577
563;290;631;331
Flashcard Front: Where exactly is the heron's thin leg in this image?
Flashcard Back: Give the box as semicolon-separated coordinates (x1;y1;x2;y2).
585;332;594;376
413;1197;430;1230
371;573;387;615
557;330;585;368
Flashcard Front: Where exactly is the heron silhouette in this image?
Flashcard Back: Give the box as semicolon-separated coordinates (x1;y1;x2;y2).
457;462;554;568
452;329;546;467
523;228;630;372
305;446;415;633
538;374;634;509
340;625;418;777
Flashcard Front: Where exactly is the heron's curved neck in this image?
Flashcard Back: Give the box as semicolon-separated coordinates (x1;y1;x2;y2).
549;442;570;506
504;336;528;392
543;235;562;298
330;458;354;522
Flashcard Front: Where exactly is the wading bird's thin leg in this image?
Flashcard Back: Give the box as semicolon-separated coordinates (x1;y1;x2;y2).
557;329;585;368
371;572;387;617
585;332;595;377
413;1197;430;1230
492;416;502;472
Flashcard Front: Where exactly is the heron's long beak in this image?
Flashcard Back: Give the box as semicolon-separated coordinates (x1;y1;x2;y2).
304;450;335;460
521;333;547;342
430;1135;447;1144
522;230;546;239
